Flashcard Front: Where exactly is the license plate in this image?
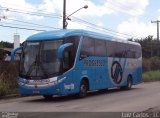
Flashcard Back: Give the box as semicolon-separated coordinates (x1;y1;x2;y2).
32;90;40;94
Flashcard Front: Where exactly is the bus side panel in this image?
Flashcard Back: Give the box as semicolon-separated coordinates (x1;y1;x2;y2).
132;67;142;85
57;71;76;95
76;57;97;91
107;56;142;87
131;58;142;85
94;57;110;89
75;56;114;91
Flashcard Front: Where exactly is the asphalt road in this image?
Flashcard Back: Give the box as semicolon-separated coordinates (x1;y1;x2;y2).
0;82;160;113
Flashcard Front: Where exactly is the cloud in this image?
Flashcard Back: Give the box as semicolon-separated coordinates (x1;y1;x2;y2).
39;0;149;18
158;10;160;20
106;0;149;16
38;0;149;30
81;0;149;16
0;0;149;24
38;0;61;13
67;21;87;29
0;0;43;20
117;18;156;39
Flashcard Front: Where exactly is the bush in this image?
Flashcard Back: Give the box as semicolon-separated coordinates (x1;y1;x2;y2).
143;57;160;72
0;62;19;97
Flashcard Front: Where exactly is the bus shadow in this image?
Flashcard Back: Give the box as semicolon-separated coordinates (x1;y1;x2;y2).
26;87;140;103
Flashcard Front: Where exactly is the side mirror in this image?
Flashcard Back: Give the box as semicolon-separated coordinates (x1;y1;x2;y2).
11;46;22;61
57;43;73;60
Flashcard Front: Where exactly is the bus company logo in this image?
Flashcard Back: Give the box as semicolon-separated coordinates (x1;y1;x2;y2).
111;61;123;84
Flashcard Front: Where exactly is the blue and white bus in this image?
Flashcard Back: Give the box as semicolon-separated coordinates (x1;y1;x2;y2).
11;29;142;98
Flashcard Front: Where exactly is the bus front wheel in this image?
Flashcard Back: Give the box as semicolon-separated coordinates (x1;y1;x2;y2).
77;80;88;98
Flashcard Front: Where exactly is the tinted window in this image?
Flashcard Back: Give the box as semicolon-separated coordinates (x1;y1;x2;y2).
125;45;135;58
80;37;95;58
107;41;116;57
95;39;106;56
106;40;141;59
135;45;142;58
80;37;141;59
114;42;126;58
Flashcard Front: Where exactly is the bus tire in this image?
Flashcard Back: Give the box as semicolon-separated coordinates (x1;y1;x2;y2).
77;79;88;98
126;76;132;90
43;95;53;100
121;76;132;90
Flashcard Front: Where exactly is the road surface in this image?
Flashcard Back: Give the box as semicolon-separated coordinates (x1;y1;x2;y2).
0;82;160;112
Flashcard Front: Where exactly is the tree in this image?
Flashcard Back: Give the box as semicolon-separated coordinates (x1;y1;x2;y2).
0;41;13;48
134;35;160;58
0;41;13;60
132;35;160;71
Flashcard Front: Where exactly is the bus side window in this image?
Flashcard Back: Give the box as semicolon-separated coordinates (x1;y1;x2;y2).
80;37;95;59
95;39;106;57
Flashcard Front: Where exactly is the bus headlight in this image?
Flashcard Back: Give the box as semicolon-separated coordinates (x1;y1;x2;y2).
49;77;66;85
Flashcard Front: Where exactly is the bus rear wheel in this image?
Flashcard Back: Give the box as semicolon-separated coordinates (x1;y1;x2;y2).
121;76;132;90
77;80;88;98
126;76;132;90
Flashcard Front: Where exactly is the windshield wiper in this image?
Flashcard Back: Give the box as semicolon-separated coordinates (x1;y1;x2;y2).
26;55;48;78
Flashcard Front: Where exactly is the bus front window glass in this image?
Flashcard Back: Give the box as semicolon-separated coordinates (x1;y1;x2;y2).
41;40;62;75
20;40;63;79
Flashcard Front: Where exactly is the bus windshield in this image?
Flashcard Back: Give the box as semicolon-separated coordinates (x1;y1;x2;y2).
20;40;63;79
20;36;80;79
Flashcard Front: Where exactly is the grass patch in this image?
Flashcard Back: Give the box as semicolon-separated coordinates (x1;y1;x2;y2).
142;70;160;82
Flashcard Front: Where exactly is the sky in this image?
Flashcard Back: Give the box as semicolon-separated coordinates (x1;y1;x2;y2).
0;0;160;43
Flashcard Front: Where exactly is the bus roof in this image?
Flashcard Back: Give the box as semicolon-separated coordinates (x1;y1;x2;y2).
27;29;140;46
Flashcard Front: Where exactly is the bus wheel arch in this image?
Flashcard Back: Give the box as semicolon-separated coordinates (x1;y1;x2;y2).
77;77;89;98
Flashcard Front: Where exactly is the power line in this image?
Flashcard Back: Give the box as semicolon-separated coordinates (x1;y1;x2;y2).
0;2;62;18
7;18;61;29
0;22;53;30
70;19;131;39
0;2;139;39
0;24;46;31
108;1;142;15
0;6;62;19
70;16;137;38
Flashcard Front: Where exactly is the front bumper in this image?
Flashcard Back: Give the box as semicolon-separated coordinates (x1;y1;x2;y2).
19;84;63;96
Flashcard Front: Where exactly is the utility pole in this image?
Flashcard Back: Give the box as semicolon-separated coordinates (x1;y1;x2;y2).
62;0;88;29
151;20;160;40
63;0;66;29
